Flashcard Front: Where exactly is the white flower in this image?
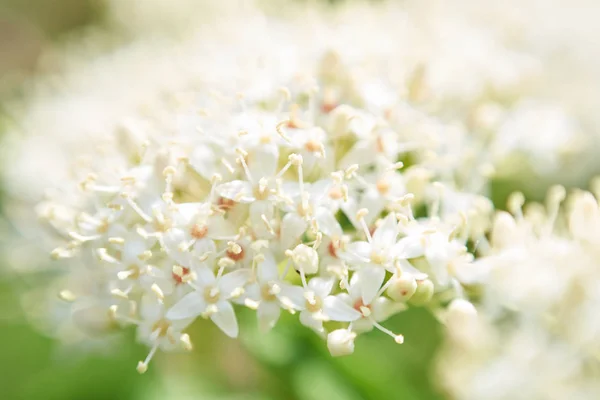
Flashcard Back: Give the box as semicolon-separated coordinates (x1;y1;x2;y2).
240;252;305;332
166;266;251;337
340;213;400;303
336;271;406;338
297;277;362;335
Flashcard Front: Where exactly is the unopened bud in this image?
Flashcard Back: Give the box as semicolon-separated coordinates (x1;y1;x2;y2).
408;279;434;306
327;329;356;357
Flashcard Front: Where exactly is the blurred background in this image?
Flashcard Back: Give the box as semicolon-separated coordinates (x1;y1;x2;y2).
0;1;445;399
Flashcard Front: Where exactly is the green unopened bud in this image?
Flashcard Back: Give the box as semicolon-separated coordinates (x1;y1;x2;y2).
386;275;418;302
409;279;434;306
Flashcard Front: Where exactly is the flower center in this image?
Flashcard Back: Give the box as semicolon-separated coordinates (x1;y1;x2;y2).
376;179;390;195
151;319;171;337
260;284;278;302
328;187;343;200
127;264;141;280
353;299;371;317
172;267;190;285
226;245;245;262
305;140;322;153
370;251;386;265
321;101;337;113
305;293;323;313
254;185;270;201
297;201;312;217
328;240;339;258
203;286;220;303
217;197;236;211
97;219;109;234
154;218;173;233
191;224;208;239
375;136;385;153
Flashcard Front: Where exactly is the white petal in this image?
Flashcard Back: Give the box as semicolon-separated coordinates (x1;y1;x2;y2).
257;301;281;332
315;207;342;238
393;236;425;259
217;180;254;203
191;238;217;262
352;317;375;334
241;282;261;303
189;145;217;179
308;180;332;202
371;296;407;322
339;241;372;264
219;269;252;297
356;266;386;305
278;284;306;310
372;213;399;248
338;140;373;168
359;190;386;225
258;252;279;282
323;296;361;322
122;237;150;263
140;294;163;321
299;310;324;333
308;277;335;297
396;259;428;280
247;146;278;179
280;212;308;250
211;301;239;338
176;202;209;225
194;266;217;286
250;200;274;238
160;229;188;263
166;292;206;320
208;215;237;239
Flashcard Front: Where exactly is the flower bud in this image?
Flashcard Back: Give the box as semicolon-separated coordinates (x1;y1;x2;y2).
408;279;434;306
327;329;356;357
290;244;319;275
447;299;477;323
386;275;418;302
491;211;517;249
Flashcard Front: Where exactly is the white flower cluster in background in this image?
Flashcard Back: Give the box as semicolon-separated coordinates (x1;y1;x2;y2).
439;187;600;399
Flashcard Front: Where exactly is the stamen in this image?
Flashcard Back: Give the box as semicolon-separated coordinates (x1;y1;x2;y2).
221;158;235;174
137;343;159;374
244;298;260;310
108;237;125;245
151;283;165;301
68;231;101;242
507;192;525;220
371;319;404;344
97;248;118;263
180;333;193;351
236;154;254;184
123;194;152;223
111;288;129;299
276;120;293;143
356;209;372;242
58;290;77;302
261;214;275;235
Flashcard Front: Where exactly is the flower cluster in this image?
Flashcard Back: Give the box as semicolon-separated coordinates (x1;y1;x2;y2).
4;0;600;389
40;66;490;371
439;187;600;398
